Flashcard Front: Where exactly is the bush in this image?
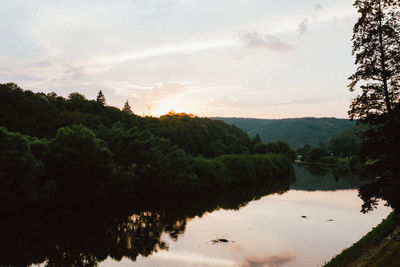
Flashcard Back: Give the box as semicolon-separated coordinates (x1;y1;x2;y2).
43;124;114;203
0;127;47;212
308;147;329;162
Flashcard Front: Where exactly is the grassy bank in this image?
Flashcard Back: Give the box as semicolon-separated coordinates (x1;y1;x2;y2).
324;212;399;266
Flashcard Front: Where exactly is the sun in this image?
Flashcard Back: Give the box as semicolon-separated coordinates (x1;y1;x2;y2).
153;98;193;117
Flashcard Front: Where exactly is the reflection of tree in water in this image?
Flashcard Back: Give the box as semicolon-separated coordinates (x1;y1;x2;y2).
0;209;184;267
291;164;363;191
109;211;187;262
0;173;294;267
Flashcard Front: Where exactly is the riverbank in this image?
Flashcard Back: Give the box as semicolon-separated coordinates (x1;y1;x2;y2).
324;212;400;266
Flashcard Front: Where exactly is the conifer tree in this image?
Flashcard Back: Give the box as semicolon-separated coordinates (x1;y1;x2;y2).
122;100;133;114
96;90;106;105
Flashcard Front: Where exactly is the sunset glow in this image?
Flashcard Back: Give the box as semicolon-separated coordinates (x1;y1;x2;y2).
0;0;357;118
153;98;193;117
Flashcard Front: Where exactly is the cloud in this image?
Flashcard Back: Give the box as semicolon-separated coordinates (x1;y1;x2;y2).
315;3;323;11
241;253;296;267
297;19;309;35
0;61;86;84
239;32;293;51
111;81;189;100
104;81;147;98
59;64;86;81
90;41;235;68
267;96;342;107
149;82;188;101
102;81;193;115
208;96;241;108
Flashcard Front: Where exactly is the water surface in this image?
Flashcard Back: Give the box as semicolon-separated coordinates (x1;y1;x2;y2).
102;193;389;267
1;165;391;267
100;165;390;266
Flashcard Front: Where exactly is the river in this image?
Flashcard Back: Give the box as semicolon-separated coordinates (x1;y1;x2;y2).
1;164;391;267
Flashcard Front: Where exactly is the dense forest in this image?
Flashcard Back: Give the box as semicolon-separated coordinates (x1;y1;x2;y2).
215;117;356;148
294;123;368;172
0;83;295;214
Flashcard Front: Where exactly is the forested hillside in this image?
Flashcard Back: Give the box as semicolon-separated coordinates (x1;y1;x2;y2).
0;83;251;157
0;83;295;214
214;117;356;148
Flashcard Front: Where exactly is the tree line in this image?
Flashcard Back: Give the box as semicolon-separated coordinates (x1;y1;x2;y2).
0;83;295;214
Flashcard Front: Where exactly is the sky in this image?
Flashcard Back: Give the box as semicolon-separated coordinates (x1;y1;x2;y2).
0;0;359;118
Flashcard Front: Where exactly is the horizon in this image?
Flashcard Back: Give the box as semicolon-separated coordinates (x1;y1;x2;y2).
0;0;357;119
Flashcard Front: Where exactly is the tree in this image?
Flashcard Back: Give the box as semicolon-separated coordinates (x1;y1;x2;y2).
253;141;296;160
348;0;400;212
43;125;113;203
0;127;49;212
358;106;400;212
122;100;133;114
348;0;400;121
307;147;329;162
250;134;262;153
96;90;106;105
68;92;86;102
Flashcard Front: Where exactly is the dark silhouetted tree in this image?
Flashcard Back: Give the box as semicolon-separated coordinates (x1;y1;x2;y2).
68;92;86;102
250;134;262;153
122;100;133;114
348;0;400;212
96;90;106;105
0;127;52;212
253;141;296;160
43;124;113;203
307;147;329;162
348;0;400;121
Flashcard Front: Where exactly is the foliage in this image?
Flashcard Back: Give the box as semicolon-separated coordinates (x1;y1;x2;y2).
96;90;106;105
43;125;114;203
297;144;311;158
0;127;50;212
250;134;262;152
307;147;330;162
348;0;400;120
146;113;251;157
0;83;295;213
328;123;368;157
135;152;294;197
347;1;400;212
0;83;141;137
0;83;251;158
253;140;296;160
217;154;294;186
97;123;169;173
122;99;133;114
357;107;400;212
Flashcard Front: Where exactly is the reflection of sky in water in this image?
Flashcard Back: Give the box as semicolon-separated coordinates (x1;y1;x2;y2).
100;190;391;267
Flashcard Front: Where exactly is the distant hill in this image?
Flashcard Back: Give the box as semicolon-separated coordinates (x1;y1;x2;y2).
213;117;356;148
330;122;368;142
